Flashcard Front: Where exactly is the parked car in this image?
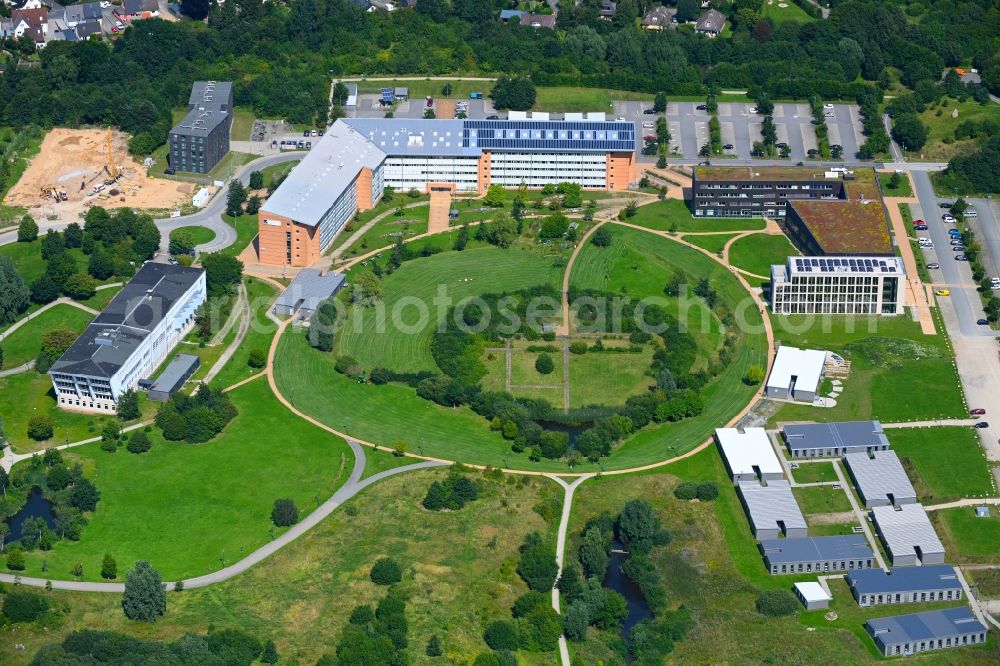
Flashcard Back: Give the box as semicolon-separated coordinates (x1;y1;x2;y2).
943;214;956;222
964;209;978;217
935;289;951;296
939;202;953;208
696;104;708;110
974;421;990;429
823;103;834;110
927;263;940;269
951;239;965;245
749;106;758;114
825;111;835;118
302;130;310;137
486;115;499;120
971;408;987;415
311;130;318;137
949;228;962;235
992;277;1000;285
615;116;626;121
977;319;990;326
956;254;968;261
830;144;842;151
643;108;656;114
306;141;312;149
114;19;124;29
776;142;788;149
953;246;967;252
723;143;734;150
912;219;925;226
642;122;654;129
914;225;928;230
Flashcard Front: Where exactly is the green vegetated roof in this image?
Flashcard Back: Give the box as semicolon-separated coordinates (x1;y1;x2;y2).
790;199;891;255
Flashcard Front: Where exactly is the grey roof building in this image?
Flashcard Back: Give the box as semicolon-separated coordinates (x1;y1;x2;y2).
147;353;200;402
847;565;964;607
273;269;346;318
49;263;206;413
760;535;875;575
736;480;807;541
62;1;101;25
782;420;889;458
844;450;917;508
695;8;726;35
871;504;946;566
168;81;234;174
866;607;987;657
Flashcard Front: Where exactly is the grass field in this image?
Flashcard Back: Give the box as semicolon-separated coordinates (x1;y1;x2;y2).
913;99;1000;162
761;0;818;23
626;199;767;233
770;314;966;423
220;213;259;257
933;507;1000;564
0;468;562;666
337;247;563;373
340;204;430;258
0;303;93;368
354;78;495;101
509;345;563;387
0;240;105;287
533;86;653;113
169;225;216;247
727;233;799;277
890;427;996;503
680;232;736;254
790;461;839;484
792;485;853;514
17;379;351;581
210;278;280;390
230;108;256;142
879;171;914;198
568;347;654;408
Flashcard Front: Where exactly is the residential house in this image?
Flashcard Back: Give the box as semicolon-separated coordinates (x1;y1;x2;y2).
696;8;726;36
598;1;616;20
499;9;525;22
75;19;101;39
641;6;675;29
520;12;556;29
62;2;102;27
121;0;159;19
11;8;48;39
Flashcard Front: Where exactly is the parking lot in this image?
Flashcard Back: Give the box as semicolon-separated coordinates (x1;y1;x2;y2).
350;94;498;120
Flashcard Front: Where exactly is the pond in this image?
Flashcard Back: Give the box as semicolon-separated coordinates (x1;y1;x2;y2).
603;542;653;638
535;420;592;445
5;487;56;543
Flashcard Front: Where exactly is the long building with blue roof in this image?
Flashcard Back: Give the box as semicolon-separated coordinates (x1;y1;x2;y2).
257;115;638;266
847;565;964;607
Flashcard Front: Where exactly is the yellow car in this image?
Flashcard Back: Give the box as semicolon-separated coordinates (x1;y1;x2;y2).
935;289;951;296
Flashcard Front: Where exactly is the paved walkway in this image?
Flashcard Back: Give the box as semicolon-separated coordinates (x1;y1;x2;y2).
427;190;451;235
546;474;593;666
0;360;34;377
202;281;251;384
883;194;936;334
1;420;151;473
832;459;888;571
0;297;98;343
882;419;979;428
923;497;1000;512
0;439;446;592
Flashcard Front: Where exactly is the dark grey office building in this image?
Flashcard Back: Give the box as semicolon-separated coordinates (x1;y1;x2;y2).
760;535;875;575
168;81;234;174
847;566;964;607
866;607;987;657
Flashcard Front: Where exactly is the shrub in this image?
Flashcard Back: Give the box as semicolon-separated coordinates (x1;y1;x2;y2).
483;619;519;651
271;499;299;527
696;482;719;501
27;414;54;441
426;634;443;657
568;341;587;355
535;352;555;374
247;348;266;368
101;554;118;580
673;481;698;500
591;226;613;247
3;590;49;622
370;557;403;586
743;364;765;385
127;431;152;454
6;548;25;571
755;589;799;616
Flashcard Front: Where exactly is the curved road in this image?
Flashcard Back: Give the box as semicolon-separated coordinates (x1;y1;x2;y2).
0;439;445;592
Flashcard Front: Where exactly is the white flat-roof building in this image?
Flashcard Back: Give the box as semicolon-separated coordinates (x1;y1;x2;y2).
765;346;828;403
794;581;832;610
715;427;784;483
771;256;907;316
871;504;946;566
737;480;808;540
844;450;917;508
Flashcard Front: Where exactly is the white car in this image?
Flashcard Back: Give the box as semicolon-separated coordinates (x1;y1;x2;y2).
615;116;626;121
964;209;978;218
823;103;834;110
642;122;654;129
100;0;110;6
749;106;758;114
115;19;124;28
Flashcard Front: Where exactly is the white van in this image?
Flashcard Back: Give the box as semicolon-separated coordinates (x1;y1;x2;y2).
964;209;978;218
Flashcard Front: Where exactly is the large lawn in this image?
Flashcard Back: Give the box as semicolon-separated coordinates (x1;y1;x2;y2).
339;204;430;258
761;0;817;23
336;246;563;373
933;507;1000;564
0;303;93;368
890;427;996;503
626;199;767;233
533;86;653;112
210;277;280;390
680;232;736;254
727;232;799;277
879;171;914;198
792;485;853;514
17;378;351;582
169;225;215;247
770;314;966;423
790;461;838;484
0;468;563;666
568;346;654;408
915;99;1000;162
219;213;259;257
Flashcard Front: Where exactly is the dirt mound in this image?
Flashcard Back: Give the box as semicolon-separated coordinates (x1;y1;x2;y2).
6;128;187;214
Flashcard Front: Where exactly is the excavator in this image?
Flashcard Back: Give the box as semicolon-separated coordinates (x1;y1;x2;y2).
39;185;67;202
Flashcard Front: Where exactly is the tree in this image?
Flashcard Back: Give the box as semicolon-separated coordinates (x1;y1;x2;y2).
426;634;443;657
271;498;299;527
27;414;54;441
201;253;243;297
245;195;261;215
41;229;65;260
247;348;266;368
563;601;590;642
484;184;506;207
0;523;8;553
484;619;519;651
225;181;247;217
0;256;30;324
517;532;558;591
892;113;928;151
743;364;765;385
101;553;118;579
490;77;536;111
441;82;453;97
2;590;49;622
6;548;26;571
88;249;115;280
17;215;38;242
673;481;698;500
69;477;100;511
63;272;97;300
616;499;660;554
45;252;78;290
352;270;382;305
578;526;609;577
169;230;195;256
248;170;264;190
36;327;78;373
654;91;667;113
676;0;699;21
423;481;448;510
370;557;403;585
122;560;166;622
116;389;141;420
127;430;152;454
64;222;83;248
591;227;612;247
535;352;555;375
454;223;470;251
260;639;279;664
30;275;60;305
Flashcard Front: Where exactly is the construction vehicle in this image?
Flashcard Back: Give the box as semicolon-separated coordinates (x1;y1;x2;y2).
39;185;65;203
103;128;123;183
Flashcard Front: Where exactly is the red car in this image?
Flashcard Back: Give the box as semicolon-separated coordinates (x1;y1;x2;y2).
913;219;925;226
971;408;987;416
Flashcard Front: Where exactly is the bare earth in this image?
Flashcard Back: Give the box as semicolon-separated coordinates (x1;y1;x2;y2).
6;128;190;217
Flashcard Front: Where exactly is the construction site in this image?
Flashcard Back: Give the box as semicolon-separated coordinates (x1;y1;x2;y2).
4;128;192;217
